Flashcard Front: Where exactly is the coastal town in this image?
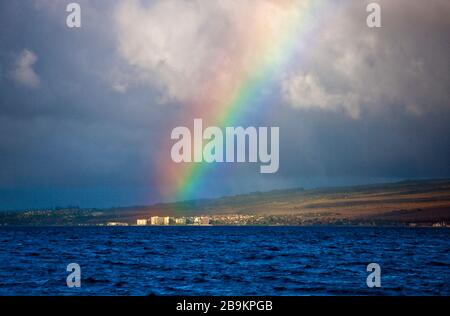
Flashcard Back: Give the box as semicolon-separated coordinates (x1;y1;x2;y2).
0;207;448;227
1;180;449;227
107;214;448;228
108;215;211;226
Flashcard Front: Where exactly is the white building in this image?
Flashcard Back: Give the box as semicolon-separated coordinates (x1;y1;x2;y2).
136;219;147;226
192;216;210;225
106;222;128;226
174;217;186;225
150;216;171;225
150;216;160;225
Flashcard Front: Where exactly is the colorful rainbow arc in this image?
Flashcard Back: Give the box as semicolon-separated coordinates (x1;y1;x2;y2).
160;1;325;204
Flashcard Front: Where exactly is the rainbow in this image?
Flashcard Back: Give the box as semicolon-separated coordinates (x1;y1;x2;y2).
157;0;327;204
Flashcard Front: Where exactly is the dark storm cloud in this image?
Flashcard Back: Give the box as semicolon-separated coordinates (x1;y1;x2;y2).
0;1;169;209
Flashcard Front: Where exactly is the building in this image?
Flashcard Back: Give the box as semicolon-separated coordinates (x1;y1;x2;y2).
193;217;201;225
192;216;210;225
150;216;170;225
106;222;128;226
200;216;210;225
174;217;186;225
136;219;147;226
150;216;161;225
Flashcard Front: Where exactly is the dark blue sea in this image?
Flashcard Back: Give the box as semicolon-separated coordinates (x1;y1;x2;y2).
0;226;448;296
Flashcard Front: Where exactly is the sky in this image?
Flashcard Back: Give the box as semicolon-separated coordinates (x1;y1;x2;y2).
0;0;449;210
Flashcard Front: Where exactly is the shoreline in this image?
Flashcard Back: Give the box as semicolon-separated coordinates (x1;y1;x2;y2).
1;224;449;228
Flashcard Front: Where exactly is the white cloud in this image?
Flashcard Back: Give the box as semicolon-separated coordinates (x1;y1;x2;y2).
281;0;450;118
114;0;222;101
113;0;308;102
112;82;128;94
282;73;360;118
11;49;40;88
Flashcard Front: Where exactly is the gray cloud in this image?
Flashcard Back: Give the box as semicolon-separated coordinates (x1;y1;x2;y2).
281;0;450;118
11;49;40;88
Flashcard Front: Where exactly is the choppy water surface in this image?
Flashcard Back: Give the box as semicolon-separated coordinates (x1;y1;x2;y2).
0;226;448;295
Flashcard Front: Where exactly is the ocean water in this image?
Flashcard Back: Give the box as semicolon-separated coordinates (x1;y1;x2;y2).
0;226;448;296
